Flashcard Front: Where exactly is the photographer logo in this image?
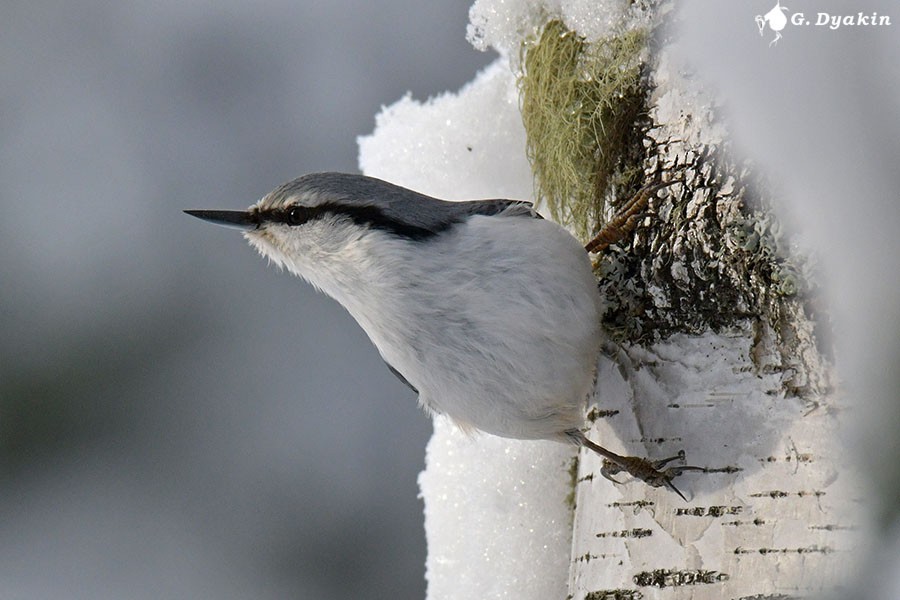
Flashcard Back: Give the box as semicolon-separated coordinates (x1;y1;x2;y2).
755;2;891;47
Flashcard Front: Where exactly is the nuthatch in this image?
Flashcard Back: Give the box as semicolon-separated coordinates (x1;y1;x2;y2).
186;173;697;497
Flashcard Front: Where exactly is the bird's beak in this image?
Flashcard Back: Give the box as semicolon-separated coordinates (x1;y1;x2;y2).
184;209;258;231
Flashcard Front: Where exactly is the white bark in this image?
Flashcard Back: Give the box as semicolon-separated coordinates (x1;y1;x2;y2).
569;333;859;599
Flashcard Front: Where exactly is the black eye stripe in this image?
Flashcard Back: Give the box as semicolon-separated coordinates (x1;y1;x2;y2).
262;202;439;240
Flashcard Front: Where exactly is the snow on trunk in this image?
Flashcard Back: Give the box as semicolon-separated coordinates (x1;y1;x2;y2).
360;60;576;600
360;1;864;599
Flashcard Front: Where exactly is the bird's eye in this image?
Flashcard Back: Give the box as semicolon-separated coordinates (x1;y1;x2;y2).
286;206;308;226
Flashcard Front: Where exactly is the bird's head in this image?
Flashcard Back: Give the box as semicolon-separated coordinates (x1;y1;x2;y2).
185;172;459;293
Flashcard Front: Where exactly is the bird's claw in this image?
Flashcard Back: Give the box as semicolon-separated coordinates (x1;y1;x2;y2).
600;450;703;501
584;177;685;254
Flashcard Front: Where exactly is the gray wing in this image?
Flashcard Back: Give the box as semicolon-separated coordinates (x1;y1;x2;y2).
342;173;541;235
392;197;541;236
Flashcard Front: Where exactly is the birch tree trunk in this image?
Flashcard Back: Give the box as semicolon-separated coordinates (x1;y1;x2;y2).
566;11;861;600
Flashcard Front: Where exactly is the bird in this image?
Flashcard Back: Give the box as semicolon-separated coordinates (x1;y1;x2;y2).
185;172;697;497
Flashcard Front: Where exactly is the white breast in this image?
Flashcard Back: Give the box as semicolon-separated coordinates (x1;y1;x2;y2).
251;213;603;442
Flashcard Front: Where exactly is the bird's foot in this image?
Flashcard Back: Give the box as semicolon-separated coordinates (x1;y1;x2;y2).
600;450;704;501
565;430;702;501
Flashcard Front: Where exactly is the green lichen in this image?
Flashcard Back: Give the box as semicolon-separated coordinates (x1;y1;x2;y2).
518;20;648;241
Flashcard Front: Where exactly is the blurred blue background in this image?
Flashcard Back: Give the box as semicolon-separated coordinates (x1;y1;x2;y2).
0;1;492;598
2;1;899;598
